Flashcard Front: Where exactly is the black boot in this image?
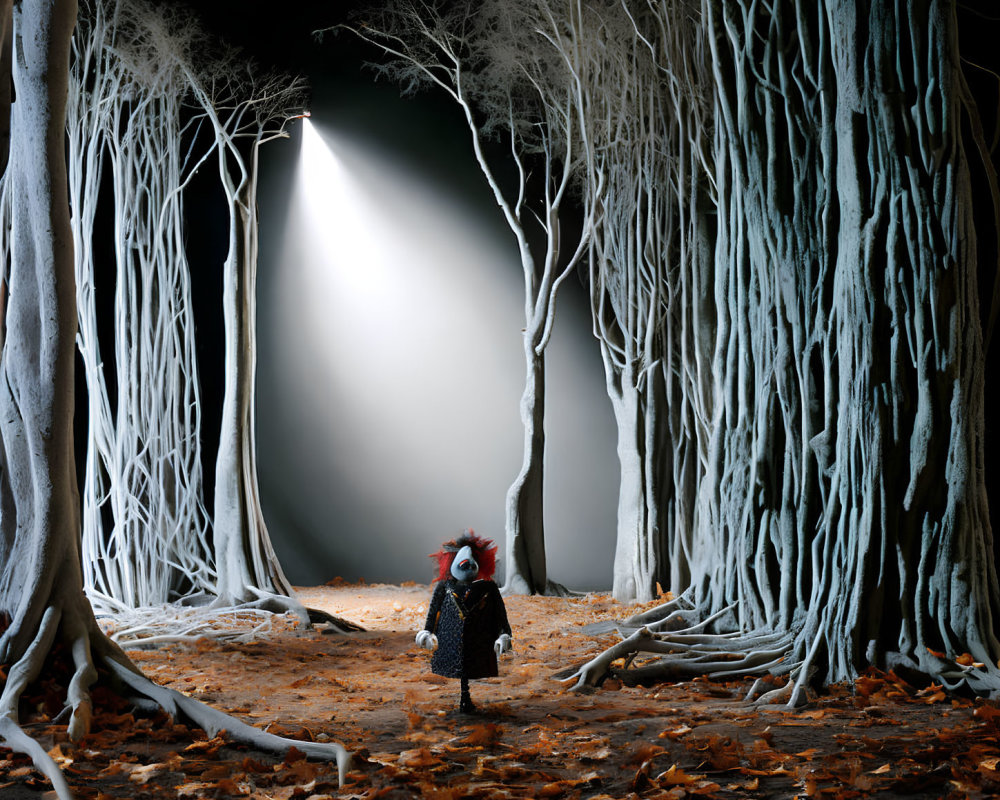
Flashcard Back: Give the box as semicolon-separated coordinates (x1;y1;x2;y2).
459;677;477;714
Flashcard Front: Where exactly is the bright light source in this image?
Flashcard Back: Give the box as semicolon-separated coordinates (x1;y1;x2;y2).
275;119;527;551
262;118;618;588
298;118;390;296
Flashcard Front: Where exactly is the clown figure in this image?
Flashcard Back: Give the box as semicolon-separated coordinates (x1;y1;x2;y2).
416;531;512;713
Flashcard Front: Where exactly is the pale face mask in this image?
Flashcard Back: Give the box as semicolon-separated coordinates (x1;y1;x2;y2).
450;545;479;582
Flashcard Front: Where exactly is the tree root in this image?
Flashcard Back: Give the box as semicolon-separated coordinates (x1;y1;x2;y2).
568;600;1000;704
619;589;697;628
229;586;365;634
0;603;352;799
96;639;351;780
563;618;804;703
0;717;74;798
96;595;363;650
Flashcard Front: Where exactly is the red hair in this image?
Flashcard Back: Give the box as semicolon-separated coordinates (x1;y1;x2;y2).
431;530;498;582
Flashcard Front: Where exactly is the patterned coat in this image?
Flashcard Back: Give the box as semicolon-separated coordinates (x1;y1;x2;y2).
424;578;511;679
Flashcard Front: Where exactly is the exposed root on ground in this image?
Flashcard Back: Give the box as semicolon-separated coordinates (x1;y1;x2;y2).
92;593;363;650
97;604;283;649
563;622;804;702
94;635;351;777
566;597;1000;705
222;586;364;633
565;593;809;703
0;601;351;800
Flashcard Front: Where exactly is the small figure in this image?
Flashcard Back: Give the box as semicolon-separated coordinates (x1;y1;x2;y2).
415;530;512;714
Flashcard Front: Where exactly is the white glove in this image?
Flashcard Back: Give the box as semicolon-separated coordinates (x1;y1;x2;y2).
415;630;438;650
494;633;512;658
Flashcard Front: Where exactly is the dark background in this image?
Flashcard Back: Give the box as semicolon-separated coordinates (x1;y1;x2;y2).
152;1;1000;588
177;0;620;588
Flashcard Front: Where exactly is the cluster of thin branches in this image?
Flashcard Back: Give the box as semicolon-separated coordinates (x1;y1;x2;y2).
96;604;280;650
67;0;308;627
70;0;214;613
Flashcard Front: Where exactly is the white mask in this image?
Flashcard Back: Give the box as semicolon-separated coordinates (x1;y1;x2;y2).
450;545;478;582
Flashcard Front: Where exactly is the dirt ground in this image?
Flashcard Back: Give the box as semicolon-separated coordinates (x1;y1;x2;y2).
4;583;1000;799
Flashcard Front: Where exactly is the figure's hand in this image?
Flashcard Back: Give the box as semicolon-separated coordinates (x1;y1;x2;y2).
494;633;512;658
415;630;438;650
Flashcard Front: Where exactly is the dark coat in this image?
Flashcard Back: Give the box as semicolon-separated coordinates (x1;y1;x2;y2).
424;578;511;680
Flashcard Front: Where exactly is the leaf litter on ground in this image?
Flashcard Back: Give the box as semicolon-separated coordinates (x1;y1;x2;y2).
2;582;1000;798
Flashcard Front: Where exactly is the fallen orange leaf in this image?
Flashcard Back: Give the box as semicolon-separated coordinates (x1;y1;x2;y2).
538;781;577;797
627;742;665;764
978;758;1000;777
214;777;242;794
853;675;885;697
456;723;503;747
397;748;443;769
973;705;1000;724
659;724;692;740
658;764;698;786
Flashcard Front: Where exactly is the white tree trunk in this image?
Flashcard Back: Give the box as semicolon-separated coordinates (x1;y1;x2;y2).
0;7;350;790
503;336;547;594
0;0;103;782
213;136;294;606
609;364;658;602
0;0;81;669
688;0;1000;686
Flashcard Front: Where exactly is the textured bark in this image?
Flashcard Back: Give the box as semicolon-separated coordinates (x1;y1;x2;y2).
0;0;106;784
0;0;82;675
503;344;547;594
212;134;294;604
573;0;1000;696
606;367;673;601
688;0;1000;689
0;6;9;347
0;7;349;792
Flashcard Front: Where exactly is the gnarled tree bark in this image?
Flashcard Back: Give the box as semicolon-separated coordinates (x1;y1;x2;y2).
0;3;348;794
569;0;1000;697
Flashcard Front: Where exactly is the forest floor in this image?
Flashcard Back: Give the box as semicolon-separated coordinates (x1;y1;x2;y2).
4;583;1000;799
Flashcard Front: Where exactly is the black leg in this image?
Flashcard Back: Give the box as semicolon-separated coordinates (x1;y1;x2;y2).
459;677;476;713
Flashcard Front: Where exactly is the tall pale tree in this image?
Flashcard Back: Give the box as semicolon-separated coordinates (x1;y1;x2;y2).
183;54;310;611
570;0;1000;697
0;5;94;790
0;2;349;793
342;0;594;595
560;0;716;602
69;0;216;613
64;2;351;631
